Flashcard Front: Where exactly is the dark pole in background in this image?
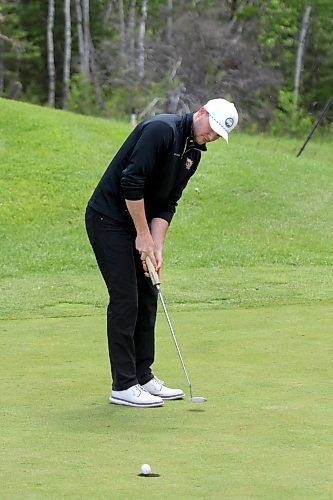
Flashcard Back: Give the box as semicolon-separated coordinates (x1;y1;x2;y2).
296;96;333;157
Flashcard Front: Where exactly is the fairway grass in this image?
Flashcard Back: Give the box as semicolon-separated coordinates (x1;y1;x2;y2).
1;305;332;498
1;265;333;320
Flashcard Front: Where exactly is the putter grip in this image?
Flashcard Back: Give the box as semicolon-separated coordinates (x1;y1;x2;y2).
146;257;161;286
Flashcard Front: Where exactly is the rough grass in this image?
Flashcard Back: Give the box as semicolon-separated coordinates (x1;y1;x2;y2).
1;98;332;279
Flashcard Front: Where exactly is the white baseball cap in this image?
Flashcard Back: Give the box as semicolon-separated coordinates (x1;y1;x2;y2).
204;98;238;143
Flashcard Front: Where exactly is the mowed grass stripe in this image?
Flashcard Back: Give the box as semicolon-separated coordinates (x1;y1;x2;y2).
1;265;333;320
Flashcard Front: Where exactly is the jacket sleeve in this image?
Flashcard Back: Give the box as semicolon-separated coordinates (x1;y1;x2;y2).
120;121;174;200
156;164;199;224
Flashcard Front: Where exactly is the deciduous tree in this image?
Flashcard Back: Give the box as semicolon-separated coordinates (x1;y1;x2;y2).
47;0;56;106
62;0;72;109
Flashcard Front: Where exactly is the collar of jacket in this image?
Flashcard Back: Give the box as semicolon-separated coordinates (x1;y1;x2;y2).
180;113;207;157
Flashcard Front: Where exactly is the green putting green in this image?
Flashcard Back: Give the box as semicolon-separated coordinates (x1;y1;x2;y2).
1;305;332;498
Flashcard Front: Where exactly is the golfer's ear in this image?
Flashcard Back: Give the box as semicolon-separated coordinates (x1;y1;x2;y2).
198;106;206;115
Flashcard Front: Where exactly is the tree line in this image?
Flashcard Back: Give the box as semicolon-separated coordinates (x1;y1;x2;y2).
1;0;332;134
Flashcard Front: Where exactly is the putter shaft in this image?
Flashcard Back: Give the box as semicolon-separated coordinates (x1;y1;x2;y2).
145;257;207;403
156;285;193;399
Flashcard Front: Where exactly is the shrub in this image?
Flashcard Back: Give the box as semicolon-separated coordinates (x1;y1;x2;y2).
270;90;312;137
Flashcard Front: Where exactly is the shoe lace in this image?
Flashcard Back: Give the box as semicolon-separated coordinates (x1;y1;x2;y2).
134;384;150;396
153;377;164;386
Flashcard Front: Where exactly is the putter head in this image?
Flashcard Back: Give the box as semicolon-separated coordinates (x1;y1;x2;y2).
189;397;207;403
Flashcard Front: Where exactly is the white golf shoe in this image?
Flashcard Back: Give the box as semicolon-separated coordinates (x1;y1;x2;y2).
109;384;164;408
142;377;185;400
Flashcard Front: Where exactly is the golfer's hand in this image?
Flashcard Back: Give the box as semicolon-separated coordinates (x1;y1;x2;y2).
141;246;163;280
154;248;163;279
135;231;157;275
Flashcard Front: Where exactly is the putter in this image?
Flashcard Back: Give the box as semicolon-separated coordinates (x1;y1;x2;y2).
146;257;207;403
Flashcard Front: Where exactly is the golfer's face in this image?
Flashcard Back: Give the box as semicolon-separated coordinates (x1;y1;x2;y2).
194;113;220;145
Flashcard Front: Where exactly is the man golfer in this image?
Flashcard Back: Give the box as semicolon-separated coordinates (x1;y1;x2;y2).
85;98;238;407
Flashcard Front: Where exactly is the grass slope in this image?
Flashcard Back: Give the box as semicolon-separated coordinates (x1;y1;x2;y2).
0;98;128;277
0;98;332;317
0;97;332;279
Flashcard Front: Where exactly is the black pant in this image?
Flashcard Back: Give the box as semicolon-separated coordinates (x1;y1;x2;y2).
85;206;158;391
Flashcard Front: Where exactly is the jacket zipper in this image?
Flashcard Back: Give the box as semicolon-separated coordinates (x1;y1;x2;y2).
181;137;202;158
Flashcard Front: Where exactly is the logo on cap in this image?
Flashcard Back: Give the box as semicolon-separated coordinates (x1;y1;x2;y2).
225;117;234;129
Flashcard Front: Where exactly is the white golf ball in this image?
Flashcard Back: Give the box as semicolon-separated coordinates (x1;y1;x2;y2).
141;464;151;475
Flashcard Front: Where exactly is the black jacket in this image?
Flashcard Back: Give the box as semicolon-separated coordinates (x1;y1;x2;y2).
88;112;206;225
